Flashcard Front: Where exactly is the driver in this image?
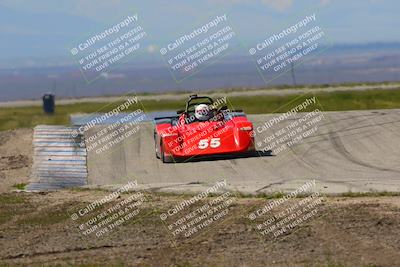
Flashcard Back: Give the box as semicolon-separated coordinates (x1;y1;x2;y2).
194;104;211;121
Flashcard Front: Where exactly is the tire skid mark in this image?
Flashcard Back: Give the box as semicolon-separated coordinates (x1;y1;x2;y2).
328;131;400;173
256;181;285;193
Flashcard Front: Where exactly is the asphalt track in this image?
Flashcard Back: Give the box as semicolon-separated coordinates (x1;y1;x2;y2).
86;109;400;194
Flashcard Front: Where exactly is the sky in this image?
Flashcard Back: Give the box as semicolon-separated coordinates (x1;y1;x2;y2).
0;0;399;60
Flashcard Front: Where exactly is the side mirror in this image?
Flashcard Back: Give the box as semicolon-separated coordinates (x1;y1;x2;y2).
176;109;185;114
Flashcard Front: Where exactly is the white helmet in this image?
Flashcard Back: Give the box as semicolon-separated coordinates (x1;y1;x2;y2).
195;104;210;121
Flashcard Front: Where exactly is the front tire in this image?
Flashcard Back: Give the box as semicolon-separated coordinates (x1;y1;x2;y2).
160;138;174;163
154;132;160;159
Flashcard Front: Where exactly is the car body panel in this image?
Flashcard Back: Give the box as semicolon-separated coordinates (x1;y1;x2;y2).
154;96;255;162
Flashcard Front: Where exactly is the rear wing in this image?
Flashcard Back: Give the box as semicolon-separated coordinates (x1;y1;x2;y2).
154;110;246;124
225;110;246;118
154;116;178;125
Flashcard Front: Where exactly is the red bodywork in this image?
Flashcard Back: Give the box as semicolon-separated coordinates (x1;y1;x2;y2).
154;96;255;162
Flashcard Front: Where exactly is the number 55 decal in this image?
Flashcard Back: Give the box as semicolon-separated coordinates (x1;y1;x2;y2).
198;138;221;149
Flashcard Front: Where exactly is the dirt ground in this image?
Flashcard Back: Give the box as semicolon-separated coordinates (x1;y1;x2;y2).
0;191;399;267
0;128;32;193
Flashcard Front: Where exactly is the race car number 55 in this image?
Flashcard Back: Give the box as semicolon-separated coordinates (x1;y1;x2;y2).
198;138;221;149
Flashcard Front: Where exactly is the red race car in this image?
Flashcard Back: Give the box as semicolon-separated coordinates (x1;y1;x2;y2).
154;95;255;163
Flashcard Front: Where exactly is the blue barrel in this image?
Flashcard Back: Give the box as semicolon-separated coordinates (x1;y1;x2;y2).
42;94;55;114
